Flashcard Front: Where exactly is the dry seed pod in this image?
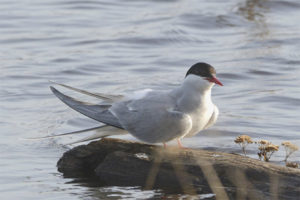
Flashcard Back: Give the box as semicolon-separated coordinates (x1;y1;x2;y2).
257;140;279;162
286;162;299;168
234;135;253;156
282;141;299;162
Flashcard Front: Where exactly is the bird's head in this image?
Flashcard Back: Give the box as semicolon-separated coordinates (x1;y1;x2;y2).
185;62;223;87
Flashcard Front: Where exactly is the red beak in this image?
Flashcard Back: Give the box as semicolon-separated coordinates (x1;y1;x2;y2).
209;76;223;86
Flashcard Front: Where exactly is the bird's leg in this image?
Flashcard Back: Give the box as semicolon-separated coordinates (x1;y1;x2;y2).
163;143;167;149
177;139;185;148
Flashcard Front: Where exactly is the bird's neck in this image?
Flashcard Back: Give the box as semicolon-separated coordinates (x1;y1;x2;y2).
180;75;213;98
171;75;213;113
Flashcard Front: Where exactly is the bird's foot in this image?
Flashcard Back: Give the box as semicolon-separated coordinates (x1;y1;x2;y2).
177;139;187;149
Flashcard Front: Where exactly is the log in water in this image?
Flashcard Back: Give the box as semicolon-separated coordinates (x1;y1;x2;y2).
57;138;300;200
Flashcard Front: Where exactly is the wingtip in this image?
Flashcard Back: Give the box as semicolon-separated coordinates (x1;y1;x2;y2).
50;86;56;93
50;86;61;96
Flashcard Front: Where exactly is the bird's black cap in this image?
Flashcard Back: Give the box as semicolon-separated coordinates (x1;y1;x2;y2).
185;62;216;78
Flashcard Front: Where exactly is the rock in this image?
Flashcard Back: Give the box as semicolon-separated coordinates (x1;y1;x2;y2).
57;138;300;199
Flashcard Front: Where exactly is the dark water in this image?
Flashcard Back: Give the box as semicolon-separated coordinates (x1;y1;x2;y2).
1;0;300;199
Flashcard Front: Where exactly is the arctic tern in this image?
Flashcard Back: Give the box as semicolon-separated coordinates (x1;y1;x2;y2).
49;62;223;147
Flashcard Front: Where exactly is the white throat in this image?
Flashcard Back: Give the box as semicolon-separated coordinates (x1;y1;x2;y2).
170;74;214;113
182;74;214;94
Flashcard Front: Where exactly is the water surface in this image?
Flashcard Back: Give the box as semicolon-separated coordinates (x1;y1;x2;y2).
1;0;300;199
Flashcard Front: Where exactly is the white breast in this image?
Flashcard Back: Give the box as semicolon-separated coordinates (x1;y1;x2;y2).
185;102;214;137
173;74;216;137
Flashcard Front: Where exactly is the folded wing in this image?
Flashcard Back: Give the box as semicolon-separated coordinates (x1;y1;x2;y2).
109;91;192;143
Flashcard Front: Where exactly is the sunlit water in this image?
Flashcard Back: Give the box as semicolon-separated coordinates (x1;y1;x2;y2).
1;0;300;199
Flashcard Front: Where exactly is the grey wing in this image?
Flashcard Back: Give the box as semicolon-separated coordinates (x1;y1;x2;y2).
109;92;192;143
204;105;219;130
50;86;123;129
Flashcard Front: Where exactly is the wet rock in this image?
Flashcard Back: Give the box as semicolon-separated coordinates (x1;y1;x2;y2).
57;138;300;199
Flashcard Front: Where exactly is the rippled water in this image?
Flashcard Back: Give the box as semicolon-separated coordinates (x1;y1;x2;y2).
1;0;300;199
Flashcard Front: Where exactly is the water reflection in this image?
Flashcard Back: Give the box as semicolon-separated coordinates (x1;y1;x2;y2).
83;186;216;200
237;0;270;39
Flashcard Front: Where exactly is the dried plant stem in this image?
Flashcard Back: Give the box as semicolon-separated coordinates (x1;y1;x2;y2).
257;141;279;162
195;159;229;200
234;135;253;156
282;142;299;162
241;145;247;156
283;149;293;162
265;151;274;162
144;150;162;190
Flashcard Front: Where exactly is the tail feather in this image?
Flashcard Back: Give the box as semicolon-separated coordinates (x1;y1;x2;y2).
25;125;128;145
66;126;128;145
25;125;107;140
50;86;123;129
47;85;128;145
49;80;123;102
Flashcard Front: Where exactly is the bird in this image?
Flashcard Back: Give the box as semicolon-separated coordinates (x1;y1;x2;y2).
48;62;223;147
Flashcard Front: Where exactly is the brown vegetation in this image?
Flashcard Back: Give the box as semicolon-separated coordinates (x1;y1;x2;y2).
234;135;253;156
